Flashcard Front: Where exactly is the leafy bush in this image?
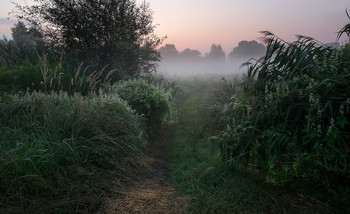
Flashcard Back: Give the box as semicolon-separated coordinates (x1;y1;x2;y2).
0;91;146;212
212;32;350;210
105;78;176;136
0;62;42;92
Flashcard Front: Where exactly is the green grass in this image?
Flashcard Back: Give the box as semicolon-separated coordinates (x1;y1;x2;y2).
0;91;147;213
168;88;277;213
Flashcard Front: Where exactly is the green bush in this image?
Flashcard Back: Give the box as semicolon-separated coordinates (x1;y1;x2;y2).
105;78;176;136
0;57;116;96
0;91;146;212
0;62;43;93
211;32;350;210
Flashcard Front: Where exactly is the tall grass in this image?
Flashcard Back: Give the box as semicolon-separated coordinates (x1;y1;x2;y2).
0;91;146;212
105;78;177;137
208;31;350;210
169;85;289;213
0;51;116;96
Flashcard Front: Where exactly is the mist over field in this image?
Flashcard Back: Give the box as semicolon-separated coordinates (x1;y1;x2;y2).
157;58;249;77
0;0;349;212
157;41;266;78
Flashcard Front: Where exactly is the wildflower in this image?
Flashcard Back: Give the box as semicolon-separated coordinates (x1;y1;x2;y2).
309;93;314;103
340;104;345;116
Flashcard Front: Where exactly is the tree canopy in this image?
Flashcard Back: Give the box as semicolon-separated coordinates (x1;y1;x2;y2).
205;44;225;61
12;0;162;78
158;44;179;60
228;40;265;59
179;48;202;61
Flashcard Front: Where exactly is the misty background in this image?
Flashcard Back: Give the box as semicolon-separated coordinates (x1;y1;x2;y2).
157;40;340;77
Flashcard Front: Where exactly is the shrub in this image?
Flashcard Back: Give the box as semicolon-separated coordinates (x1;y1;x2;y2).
105;78;176;136
0;62;43;93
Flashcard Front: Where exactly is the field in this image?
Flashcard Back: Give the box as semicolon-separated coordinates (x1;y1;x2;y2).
0;4;350;212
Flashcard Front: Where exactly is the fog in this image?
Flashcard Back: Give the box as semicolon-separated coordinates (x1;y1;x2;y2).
157;41;266;78
157;58;252;78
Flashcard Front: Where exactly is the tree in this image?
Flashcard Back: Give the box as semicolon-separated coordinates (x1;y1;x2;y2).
12;0;162;79
11;21;44;50
11;21;27;47
0;21;45;65
158;44;179;60
179;48;202;61
228;40;265;59
205;44;225;61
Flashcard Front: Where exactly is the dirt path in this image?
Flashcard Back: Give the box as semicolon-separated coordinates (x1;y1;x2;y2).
103;126;191;214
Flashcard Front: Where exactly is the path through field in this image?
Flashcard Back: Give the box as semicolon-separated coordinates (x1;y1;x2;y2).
103;126;191;214
103;84;334;214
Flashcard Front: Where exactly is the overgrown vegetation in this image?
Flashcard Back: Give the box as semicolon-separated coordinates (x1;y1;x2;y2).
0;80;175;212
1;0;350;212
105;78;176;137
169;85;271;213
169;81;333;213
0;92;147;212
205;31;350;211
0;0;177;212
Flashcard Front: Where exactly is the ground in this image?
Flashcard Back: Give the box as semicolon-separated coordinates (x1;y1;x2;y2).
102;86;335;214
103;126;191;214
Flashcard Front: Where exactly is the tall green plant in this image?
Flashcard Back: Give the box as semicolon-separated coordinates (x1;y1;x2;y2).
216;31;350;210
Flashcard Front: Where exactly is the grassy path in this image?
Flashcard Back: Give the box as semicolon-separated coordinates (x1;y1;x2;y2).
103;83;332;214
168;89;272;213
103;126;190;213
167;86;332;214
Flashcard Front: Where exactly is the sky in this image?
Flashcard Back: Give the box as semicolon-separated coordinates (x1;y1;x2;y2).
0;0;349;55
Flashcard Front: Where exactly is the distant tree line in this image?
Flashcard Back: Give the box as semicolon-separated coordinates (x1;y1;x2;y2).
158;40;267;62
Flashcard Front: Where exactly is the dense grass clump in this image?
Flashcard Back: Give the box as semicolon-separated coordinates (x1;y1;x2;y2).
207;32;350;210
106;78;176;137
0;91;146;212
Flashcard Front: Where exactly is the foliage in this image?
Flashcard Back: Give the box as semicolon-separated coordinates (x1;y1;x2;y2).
0;21;46;66
204;44;225;61
337;9;350;42
202;76;246;130
0;91;146;212
169;86;300;214
12;0;162;78
0;53;117;96
0;62;42;93
228;40;266;59
158;44;179;60
211;32;350;210
179;48;202;61
105;78;176;136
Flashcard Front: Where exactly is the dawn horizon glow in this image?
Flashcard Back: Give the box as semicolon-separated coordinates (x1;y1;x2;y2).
0;0;349;55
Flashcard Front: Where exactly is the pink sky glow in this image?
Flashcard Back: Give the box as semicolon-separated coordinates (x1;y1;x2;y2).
0;0;349;55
